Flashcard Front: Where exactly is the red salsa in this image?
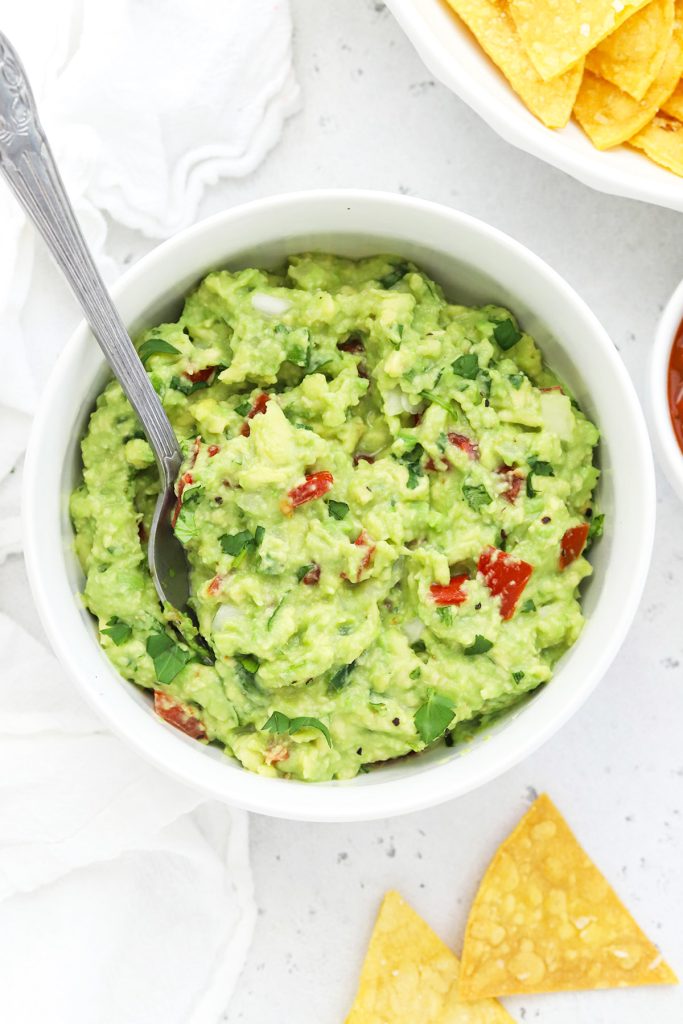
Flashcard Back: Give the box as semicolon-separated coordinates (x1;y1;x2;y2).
669;320;683;453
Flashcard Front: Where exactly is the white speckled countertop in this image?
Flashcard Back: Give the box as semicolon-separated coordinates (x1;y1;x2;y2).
2;2;682;1021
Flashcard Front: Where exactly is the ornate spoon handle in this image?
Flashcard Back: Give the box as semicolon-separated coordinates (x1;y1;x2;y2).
0;32;182;484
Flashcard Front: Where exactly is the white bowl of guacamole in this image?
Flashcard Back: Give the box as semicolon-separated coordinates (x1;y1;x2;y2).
23;191;654;821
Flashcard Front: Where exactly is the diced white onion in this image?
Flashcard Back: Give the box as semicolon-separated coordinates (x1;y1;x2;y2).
540;391;574;441
251;292;291;316
384;388;419;416
403;617;425;643
212;602;241;631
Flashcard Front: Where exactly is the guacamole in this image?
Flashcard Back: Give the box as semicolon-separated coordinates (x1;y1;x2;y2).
71;254;601;781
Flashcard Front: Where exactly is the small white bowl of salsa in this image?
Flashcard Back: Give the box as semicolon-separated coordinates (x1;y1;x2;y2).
652;281;683;503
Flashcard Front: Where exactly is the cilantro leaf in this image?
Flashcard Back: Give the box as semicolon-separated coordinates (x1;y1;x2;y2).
254;525;265;547
528;457;554;477
235;399;252;416
414;691;455;745
421;390;460;418
220;531;253;556
138;338;179;362
146;632;192;684
493;319;522;350
452;353;479;379
327;499;350;520
174;505;197;544
464;634;493;656
587;513;605;548
398;443;424;490
262;711;332;747
521;599;536;613
329;661;355;693
101;617;132;646
509;373;524;389
379;263;409;289
169;376;210;396
526;474;536;499
512;670;525;683
296;563;315;581
462;483;492;511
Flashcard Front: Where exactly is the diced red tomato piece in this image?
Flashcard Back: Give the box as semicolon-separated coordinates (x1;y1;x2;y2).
448;432;479;460
183;365;217;383
281;471;334;514
429;573;469;606
478;546;533;620
340;530;377;583
138;521;148;543
264;743;290;766
207;444;220;457
154;691;206;739
338;336;364;354
541;385;563;393
301;564;321;585
241;393;270;437
559;523;589;570
172;470;194;527
189;435;201;467
426;434;479;473
207;574;223;596
410;411;424;427
353;452;375;466
497;464;524;504
354;530;376;581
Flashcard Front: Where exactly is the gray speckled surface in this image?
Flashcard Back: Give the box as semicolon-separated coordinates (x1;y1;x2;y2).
3;1;682;1020
223;2;683;1021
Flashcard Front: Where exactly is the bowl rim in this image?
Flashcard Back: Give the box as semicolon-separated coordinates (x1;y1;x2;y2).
385;0;683;213
651;277;683;502
23;188;656;821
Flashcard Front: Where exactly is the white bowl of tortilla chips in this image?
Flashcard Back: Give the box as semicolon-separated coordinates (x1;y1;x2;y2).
387;0;683;209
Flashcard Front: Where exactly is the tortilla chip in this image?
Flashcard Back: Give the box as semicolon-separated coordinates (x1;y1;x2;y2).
630;111;683;172
508;0;651;81
574;9;683;149
444;0;583;129
586;0;674;100
661;76;683;116
346;891;514;1023
459;795;677;1000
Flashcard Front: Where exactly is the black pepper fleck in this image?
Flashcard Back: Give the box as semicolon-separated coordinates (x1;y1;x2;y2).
215;496;223;505
542;516;550;524
474;602;482;610
392;717;400;726
356;747;363;755
484;399;490;407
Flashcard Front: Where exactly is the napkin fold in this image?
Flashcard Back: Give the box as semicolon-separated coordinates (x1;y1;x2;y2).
0;0;300;1019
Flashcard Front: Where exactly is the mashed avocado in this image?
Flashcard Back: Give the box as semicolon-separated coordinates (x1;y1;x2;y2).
71;254;601;781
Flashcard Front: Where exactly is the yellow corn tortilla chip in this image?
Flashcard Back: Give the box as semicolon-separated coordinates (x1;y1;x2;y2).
459;794;677;1000
574;8;683;149
661;76;683;115
346;891;514;1024
508;0;651;81
630;111;683;172
586;0;674;100
444;0;583;129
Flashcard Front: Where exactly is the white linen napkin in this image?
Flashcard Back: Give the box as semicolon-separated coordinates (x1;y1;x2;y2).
0;1;300;1020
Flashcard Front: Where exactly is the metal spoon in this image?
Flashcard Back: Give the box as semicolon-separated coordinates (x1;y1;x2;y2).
0;33;192;616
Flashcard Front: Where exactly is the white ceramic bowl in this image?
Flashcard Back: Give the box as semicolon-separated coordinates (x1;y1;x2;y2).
651;278;683;501
386;0;683;212
23;190;655;821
